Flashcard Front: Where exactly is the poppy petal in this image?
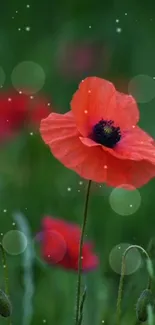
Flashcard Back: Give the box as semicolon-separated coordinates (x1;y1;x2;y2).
70;142;130;186
115;126;155;163
82;242;99;270
115;92;139;129
71;144;155;188
56;251;74;270
42;216;80;259
42;229;67;264
128;160;155;188
40;216;99;272
79;137;100;147
71;77;116;136
79;126;155;163
42;216;67;231
43;216;81;242
71;77;139;137
40;111;90;168
79;136;134;161
82;254;99;271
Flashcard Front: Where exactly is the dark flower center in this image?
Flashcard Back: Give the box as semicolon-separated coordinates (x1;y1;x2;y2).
91;119;121;148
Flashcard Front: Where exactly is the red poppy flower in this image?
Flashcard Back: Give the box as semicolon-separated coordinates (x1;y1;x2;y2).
0;91;51;142
40;77;155;188
28;97;51;126
38;216;99;272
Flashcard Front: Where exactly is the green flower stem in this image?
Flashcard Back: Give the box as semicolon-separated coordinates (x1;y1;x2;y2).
78;286;87;325
0;243;11;325
0;243;9;296
75;180;92;325
116;245;151;325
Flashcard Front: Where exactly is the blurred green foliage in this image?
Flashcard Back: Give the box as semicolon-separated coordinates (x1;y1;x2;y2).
0;1;155;325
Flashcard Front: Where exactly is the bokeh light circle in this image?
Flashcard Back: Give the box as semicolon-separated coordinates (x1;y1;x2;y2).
33;230;67;265
0;67;5;87
109;243;142;275
11;61;45;94
128;74;155;103
2;230;27;255
109;185;141;216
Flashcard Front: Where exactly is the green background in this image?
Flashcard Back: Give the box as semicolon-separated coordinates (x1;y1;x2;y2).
0;1;155;324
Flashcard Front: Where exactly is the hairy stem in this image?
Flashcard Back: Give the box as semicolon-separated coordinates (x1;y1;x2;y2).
75;180;92;325
0;243;9;295
0;243;11;324
116;245;151;325
78;286;87;325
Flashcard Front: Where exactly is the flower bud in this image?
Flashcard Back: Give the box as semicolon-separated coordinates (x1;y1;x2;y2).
136;289;154;322
0;289;12;317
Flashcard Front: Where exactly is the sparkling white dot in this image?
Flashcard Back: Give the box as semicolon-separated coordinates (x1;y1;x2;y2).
89;25;92;28
116;27;122;33
30;132;33;136
67;187;71;192
26;4;30;8
79;181;83;185
25;26;31;32
116;19;119;23
104;165;108;169
3;209;7;213
84;110;88;114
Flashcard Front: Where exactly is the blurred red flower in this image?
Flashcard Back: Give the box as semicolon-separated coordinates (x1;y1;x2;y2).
28;97;51;126
40;77;155;188
38;216;99;272
0;91;51;142
58;41;109;78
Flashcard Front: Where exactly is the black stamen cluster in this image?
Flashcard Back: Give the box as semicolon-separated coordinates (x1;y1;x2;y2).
91;119;121;148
